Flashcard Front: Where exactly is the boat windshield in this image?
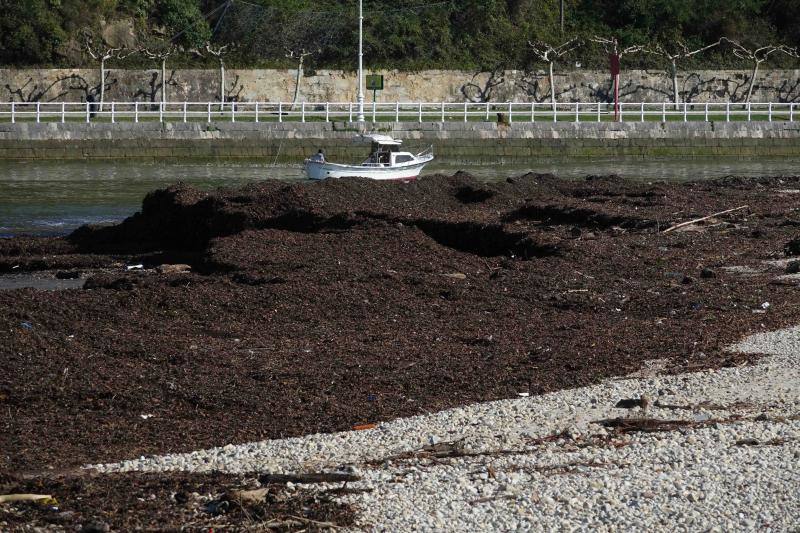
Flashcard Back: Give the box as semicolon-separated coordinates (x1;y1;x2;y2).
364;142;399;165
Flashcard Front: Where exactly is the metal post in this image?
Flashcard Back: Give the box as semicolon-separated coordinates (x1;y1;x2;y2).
135;102;139;123
159;101;163;123
324;102;328;122
395;102;399;122
348;102;352;122
418;102;422;123
791;103;794;122
207;102;211;123
301;102;305;122
576;102;580;123
356;0;365;122
372;100;376;122
36;102;40;123
110;102;115;123
620;102;623;122
726;102;730;122
441;102;445;122
231;101;235;122
747;102;751;122
704;102;708;122
683;102;687;122
61;102;65;123
508;102;513;123
183;101;187;122
640;102;644;122
86;102;90;123
255;102;259;123
531;102;535;123
768;102;772;122
464;102;468;122
553;102;557;122
597;102;601;122
280;102;284;123
10;102;14;124
485;102;490;121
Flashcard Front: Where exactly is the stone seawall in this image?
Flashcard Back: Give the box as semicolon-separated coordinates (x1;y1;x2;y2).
2;68;799;104
1;122;799;163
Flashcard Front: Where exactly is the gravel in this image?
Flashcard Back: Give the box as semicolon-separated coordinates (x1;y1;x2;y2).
90;326;800;531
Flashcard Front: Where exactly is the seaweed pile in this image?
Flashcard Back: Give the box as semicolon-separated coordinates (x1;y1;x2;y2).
3;172;800;477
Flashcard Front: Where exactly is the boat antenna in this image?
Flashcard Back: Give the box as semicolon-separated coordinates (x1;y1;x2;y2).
357;0;365;122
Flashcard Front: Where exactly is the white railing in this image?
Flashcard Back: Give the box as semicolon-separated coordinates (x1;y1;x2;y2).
0;101;796;124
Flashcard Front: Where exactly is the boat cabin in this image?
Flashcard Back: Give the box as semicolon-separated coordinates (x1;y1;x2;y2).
360;135;416;166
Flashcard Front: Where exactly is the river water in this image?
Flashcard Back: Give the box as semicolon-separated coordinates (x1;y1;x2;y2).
1;158;798;236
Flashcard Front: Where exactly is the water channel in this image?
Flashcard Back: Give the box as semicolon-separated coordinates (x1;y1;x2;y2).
1;157;799;236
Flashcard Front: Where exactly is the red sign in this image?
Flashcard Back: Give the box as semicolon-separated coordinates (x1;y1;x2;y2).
609;54;621;76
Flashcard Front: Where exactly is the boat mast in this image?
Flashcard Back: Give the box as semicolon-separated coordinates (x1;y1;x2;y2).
357;0;365;122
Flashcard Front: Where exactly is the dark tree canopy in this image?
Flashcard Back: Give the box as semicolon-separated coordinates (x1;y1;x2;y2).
0;0;797;69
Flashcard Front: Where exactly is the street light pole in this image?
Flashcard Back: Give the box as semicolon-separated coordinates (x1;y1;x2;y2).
357;0;365;122
560;0;564;34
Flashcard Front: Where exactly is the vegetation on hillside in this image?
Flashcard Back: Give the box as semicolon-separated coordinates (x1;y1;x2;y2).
0;0;798;70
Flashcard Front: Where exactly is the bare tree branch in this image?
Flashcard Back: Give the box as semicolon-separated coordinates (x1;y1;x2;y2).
644;39;721;107
527;37;582;107
721;38;798;102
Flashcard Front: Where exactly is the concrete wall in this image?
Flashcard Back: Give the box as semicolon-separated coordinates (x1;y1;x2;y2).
2;68;800;104
1;121;798;163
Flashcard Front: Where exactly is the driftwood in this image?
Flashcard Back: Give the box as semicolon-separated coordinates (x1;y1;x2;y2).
0;493;55;504
662;205;748;233
258;472;360;485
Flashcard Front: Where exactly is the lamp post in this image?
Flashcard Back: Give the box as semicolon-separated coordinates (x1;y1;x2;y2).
357;0;365;122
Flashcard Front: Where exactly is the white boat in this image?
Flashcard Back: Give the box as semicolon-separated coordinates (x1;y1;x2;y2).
304;134;434;181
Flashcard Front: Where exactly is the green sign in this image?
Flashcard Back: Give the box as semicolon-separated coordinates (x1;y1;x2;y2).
366;74;384;91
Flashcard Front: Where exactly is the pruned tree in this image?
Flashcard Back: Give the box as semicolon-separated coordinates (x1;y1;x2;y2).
645;40;721;108
286;48;317;109
84;32;131;111
201;43;234;110
722;38;799;103
527;37;582;109
142;42;178;106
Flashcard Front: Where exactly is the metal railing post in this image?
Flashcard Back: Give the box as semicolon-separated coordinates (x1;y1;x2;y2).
395;102;399;122
10;102;14;124
110;102;115;123
531;102;534;123
597;102;601;122
791;103;795;122
768;102;772;122
231;102;235;122
255;102;259;123
61;102;65;123
372;100;376;122
508;102;513;123
301;102;305;122
323;102;327;122
553;102;557;122
485;102;490;121
441;102;445;122
747;102;751;121
704;102;708;122
620;102;624;122
662;102;666;122
86;102;90;123
726;102;730;122
280;102;284;123
418;102;422;123
135;101;139;123
683;102;687;122
576;102;580;123
348;102;352;122
464;102;468;122
36;102;40;123
159;101;163;123
183;101;187;122
640;102;644;122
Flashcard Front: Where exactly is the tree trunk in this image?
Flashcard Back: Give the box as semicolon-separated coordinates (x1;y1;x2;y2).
670;59;679;110
161;59;167;106
99;58;106;112
549;61;556;111
745;61;759;104
219;60;225;111
291;55;304;111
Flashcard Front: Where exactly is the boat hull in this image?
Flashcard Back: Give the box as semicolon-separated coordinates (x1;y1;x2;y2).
304;160;430;181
